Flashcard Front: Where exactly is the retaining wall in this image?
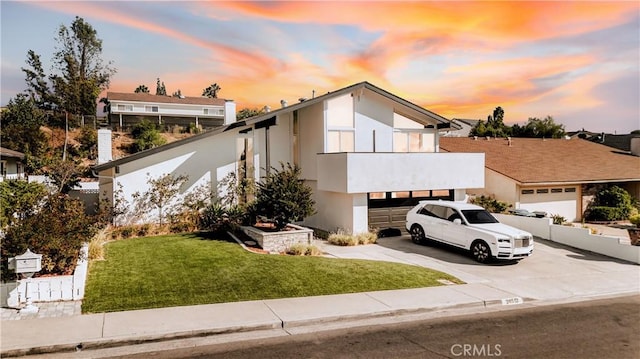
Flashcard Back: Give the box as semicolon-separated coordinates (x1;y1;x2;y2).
494;214;640;264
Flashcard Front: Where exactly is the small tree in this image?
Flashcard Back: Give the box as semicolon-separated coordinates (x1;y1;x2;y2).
134;84;150;93
129;120;166;153
585;185;634;221
253;163;315;230
131;173;188;225
0;180;48;228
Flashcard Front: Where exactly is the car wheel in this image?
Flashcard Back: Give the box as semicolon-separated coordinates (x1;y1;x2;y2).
471;240;492;263
410;224;425;244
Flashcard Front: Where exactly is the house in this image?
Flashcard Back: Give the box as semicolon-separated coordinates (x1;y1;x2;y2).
0;147;25;181
94;82;484;233
107;92;236;130
439;137;640;222
441;118;480;137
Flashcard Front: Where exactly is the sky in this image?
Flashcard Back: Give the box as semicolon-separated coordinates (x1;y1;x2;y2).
1;1;639;133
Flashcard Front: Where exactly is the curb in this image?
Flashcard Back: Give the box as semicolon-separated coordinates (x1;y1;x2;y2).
0;297;517;358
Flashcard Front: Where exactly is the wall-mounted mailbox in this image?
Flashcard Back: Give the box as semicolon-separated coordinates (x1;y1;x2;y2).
8;248;42;275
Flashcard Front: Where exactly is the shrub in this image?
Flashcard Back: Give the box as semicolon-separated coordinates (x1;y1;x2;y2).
629;214;640;227
88;227;110;261
551;214;566;225
470;195;510;213
253;163;315;230
585;185;634;221
1;194;97;279
129;120;166;153
585;206;622;222
356;231;378;245
328;231;358;246
286;243;322;256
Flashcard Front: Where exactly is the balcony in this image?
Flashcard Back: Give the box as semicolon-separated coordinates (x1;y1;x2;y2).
316;152;484;193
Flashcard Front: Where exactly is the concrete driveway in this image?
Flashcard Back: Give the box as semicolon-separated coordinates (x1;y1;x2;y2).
319;235;640;302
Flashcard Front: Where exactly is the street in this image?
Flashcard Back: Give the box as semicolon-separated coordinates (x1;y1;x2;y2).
101;295;639;359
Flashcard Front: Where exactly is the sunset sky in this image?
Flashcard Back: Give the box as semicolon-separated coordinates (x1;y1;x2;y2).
1;1;639;133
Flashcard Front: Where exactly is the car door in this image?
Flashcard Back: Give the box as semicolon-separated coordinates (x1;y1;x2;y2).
441;207;468;247
417;204;444;241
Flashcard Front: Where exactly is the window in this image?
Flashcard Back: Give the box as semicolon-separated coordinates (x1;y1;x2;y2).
293;111;299;166
393;131;430;152
117;104;133;111
521;190;534;194
204;108;223;115
551;188;563;193
145;106;158;112
536;189;549;194
327;130;354;152
391;192;410;198
564;188;576;193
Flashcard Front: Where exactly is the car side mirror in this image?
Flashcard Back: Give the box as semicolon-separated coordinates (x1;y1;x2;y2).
453;218;462;225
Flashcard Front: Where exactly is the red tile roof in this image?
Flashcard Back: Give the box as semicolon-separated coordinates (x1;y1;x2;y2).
439;137;640;184
107;92;227;106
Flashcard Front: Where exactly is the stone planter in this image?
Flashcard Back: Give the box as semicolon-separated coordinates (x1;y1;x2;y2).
628;228;640;246
241;224;313;253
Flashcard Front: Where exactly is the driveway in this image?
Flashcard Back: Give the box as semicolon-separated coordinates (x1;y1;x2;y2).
319;235;640;302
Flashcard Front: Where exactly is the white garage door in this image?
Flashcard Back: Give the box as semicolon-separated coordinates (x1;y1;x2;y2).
519;187;578;221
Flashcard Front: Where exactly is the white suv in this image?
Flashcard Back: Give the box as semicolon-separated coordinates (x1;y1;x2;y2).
405;200;534;263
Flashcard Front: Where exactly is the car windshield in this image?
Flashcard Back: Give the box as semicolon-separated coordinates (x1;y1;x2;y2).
461;209;499;224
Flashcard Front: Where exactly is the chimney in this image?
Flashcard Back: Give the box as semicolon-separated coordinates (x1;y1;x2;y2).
97;128;113;164
507;137;512;146
280;99;287;108
264;105;271;113
631;137;640;157
224;100;236;125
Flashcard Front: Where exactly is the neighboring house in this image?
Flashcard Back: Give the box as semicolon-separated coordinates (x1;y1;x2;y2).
95;81;484;233
0;147;25;181
439;137;640;222
107;92;237;129
441;118;480;137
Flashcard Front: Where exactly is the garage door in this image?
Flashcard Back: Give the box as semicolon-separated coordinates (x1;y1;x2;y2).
368;206;413;233
519;187;578;221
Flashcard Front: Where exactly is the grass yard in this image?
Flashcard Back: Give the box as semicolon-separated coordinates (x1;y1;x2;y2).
82;232;463;313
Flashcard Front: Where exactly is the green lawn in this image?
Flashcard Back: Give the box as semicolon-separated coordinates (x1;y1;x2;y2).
82;233;463;313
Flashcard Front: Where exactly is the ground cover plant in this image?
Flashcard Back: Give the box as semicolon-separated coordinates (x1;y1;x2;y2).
83;233;462;313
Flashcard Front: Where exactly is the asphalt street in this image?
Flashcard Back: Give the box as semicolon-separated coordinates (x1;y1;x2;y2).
35;294;639;359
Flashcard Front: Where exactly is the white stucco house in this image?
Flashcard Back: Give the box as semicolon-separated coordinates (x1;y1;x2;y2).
440;136;640;222
107;92;236;129
95;82;485;234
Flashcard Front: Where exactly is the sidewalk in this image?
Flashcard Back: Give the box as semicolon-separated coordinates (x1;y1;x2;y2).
0;283;530;357
2;236;638;357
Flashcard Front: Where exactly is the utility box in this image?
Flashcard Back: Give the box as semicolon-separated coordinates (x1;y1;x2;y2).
8;249;42;275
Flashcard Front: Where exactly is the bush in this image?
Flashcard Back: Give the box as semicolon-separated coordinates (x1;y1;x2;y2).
356;231;378;245
88;227;110;261
629;214;640;227
129;120;166;153
1;194;97;279
253;163;315;230
328;232;358;246
585;185;634;221
551;214;566;225
286;243;322;256
585;206;622;222
470;195;510;213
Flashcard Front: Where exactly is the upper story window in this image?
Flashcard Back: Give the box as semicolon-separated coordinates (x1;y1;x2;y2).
393;130;432;152
327;130;354;152
145;106;158;112
117;104;133;111
204;108;224;116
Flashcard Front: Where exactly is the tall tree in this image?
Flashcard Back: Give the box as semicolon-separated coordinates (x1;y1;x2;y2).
50;16;115;117
134;84;149;93
22;50;55;111
0;94;49;172
202;83;221;98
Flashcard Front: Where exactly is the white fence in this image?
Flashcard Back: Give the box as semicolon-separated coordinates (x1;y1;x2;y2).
494;214;640;264
1;245;89;307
